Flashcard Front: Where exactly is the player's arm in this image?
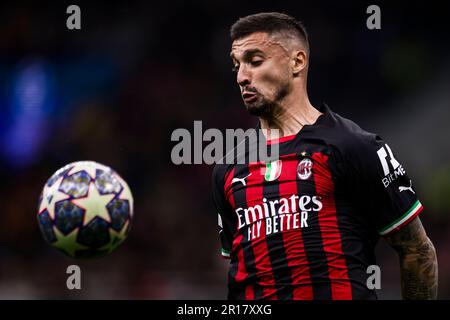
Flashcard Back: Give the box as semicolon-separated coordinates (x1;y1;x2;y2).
345;133;438;299
211;165;236;259
385;216;438;300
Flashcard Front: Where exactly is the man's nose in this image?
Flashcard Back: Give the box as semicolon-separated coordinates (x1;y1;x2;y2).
237;65;251;87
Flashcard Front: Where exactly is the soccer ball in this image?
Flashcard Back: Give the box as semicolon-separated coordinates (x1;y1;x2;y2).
37;161;134;258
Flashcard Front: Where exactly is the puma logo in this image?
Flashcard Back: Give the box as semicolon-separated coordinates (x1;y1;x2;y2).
399;180;415;194
232;173;252;186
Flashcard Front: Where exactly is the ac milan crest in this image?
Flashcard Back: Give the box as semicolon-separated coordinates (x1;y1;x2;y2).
297;157;313;180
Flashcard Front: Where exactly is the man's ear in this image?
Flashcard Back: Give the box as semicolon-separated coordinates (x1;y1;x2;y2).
291;50;308;75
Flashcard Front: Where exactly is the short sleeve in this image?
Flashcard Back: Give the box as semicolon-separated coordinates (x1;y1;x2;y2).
211;165;236;258
347;134;423;237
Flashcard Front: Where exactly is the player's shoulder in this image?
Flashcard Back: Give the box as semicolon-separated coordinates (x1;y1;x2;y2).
212;128;258;184
212;162;234;186
321;104;381;156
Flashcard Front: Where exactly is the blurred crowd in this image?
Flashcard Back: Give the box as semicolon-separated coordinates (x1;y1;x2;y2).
0;1;449;299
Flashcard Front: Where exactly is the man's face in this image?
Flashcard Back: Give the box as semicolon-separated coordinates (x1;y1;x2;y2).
230;32;292;117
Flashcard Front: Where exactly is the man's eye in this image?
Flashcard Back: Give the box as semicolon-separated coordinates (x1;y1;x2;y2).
250;60;263;67
232;65;239;73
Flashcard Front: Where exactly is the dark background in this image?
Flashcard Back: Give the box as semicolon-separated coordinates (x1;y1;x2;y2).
0;0;449;299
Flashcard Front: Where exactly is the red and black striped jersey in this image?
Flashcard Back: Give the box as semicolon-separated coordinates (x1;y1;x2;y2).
211;103;423;300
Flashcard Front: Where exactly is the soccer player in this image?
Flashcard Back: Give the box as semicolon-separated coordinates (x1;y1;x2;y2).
211;12;438;300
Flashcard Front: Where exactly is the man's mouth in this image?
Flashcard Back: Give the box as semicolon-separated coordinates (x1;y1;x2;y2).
242;92;258;103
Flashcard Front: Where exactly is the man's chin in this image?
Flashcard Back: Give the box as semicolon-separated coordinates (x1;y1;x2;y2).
246;102;271;117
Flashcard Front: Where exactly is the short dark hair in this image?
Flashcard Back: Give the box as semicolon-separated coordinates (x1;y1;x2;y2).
230;12;309;48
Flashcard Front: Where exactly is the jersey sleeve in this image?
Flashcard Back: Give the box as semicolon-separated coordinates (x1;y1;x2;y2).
211;165;236;258
346;134;424;237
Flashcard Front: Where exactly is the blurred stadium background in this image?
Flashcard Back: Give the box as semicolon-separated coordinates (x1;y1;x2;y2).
0;0;449;299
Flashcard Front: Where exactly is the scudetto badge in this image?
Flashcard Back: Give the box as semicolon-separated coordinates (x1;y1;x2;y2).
297;158;313;180
264;160;282;182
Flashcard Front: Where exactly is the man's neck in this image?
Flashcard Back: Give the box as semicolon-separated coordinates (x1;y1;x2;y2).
259;94;322;140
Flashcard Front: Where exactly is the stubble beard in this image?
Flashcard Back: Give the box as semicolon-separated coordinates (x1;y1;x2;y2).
245;82;290;119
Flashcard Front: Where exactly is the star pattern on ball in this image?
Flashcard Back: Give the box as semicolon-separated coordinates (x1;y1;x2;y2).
99;220;130;254
52;227;88;257
38;182;52;214
43;175;71;220
67;162;98;180
72;182;116;226
116;175;134;217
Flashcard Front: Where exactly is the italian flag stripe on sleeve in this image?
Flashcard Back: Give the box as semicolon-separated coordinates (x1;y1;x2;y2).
221;248;231;258
379;200;424;236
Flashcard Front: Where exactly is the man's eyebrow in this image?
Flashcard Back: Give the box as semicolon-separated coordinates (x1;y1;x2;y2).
230;48;265;61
